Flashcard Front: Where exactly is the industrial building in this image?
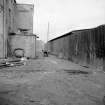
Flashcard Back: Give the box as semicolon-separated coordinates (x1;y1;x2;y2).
0;0;36;59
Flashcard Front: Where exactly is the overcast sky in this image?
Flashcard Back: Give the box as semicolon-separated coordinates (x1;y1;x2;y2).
16;0;105;42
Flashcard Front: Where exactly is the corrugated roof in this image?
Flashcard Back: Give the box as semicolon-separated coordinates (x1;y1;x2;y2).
48;24;105;42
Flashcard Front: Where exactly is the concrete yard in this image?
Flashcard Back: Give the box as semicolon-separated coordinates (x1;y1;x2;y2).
0;55;105;105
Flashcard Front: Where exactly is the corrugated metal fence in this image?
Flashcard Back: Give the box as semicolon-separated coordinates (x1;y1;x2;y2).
48;25;105;68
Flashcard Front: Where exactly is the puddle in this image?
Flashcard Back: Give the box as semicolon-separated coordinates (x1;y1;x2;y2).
64;69;90;75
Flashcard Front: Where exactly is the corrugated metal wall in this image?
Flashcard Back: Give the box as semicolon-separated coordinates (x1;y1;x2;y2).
48;25;105;68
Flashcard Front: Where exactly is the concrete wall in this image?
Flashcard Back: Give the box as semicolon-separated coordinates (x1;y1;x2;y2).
9;4;35;58
8;0;17;33
10;35;36;58
0;0;17;58
48;25;105;69
7;3;35;58
7;0;18;57
16;4;34;33
0;0;34;58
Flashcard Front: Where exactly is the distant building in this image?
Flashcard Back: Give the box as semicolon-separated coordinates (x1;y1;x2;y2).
36;40;44;52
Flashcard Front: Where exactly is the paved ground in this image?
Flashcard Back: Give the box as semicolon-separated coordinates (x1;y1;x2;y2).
0;54;105;105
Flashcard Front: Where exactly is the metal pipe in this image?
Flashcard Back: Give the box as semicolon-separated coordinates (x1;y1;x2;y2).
47;22;49;42
3;0;5;58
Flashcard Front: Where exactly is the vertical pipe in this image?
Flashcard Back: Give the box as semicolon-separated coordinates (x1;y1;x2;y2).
103;26;105;71
35;35;36;58
3;0;4;58
47;22;49;50
34;0;37;58
3;0;5;58
47;22;49;42
3;0;8;59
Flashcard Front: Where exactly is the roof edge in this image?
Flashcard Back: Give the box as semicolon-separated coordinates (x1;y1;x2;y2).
48;24;105;42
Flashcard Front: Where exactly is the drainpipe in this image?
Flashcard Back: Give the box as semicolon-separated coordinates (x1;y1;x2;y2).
3;0;7;59
35;36;36;58
3;0;5;58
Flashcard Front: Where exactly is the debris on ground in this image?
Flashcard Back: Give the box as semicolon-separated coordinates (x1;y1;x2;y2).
0;58;26;69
